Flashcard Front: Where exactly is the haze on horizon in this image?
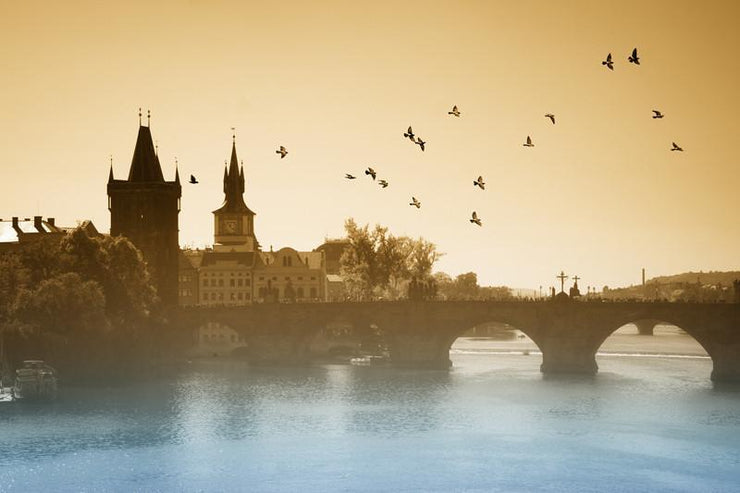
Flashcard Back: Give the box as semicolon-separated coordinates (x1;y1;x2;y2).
1;0;738;290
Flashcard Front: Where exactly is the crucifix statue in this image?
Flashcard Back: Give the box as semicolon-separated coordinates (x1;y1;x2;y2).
572;275;581;287
557;271;568;293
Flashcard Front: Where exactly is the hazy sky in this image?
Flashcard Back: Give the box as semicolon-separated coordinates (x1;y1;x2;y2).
1;0;739;290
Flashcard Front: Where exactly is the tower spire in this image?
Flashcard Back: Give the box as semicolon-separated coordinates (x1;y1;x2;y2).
138;108;142;126
108;155;114;183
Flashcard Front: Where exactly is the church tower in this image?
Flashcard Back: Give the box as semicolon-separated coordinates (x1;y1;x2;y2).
213;136;258;252
107;114;181;306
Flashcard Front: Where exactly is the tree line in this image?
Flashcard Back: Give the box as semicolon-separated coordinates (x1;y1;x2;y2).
339;219;512;301
0;229;181;385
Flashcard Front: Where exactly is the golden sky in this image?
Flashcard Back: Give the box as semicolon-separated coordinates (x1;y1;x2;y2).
1;0;739;290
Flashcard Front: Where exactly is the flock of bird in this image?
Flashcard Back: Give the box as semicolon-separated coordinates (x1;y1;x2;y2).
186;48;684;229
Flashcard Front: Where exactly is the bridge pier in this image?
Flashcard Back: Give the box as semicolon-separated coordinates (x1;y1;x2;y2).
633;319;658;336
538;336;599;375
709;344;740;383
386;333;452;370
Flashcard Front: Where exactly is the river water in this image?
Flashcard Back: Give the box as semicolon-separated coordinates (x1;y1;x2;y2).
1;333;739;492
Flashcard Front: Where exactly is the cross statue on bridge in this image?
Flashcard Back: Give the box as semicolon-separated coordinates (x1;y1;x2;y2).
557;271;568;293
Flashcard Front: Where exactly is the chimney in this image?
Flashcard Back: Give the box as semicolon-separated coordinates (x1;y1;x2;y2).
642;268;645;286
12;217;20;234
34;216;43;232
47;217;55;227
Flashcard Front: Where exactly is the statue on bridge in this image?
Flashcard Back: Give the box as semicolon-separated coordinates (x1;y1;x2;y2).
569;275;581;298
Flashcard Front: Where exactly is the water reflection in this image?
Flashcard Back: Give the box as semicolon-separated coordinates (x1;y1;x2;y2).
0;353;738;492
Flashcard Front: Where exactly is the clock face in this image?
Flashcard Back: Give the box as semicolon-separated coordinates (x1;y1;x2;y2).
224;219;237;233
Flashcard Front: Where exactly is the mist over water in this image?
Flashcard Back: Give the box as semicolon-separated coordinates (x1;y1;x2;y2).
1;339;739;492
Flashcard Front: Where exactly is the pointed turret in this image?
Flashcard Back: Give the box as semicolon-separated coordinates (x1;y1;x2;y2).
127;126;165;182
214;139;252;214
174;164;180;185
108;164;114;184
239;164;245;194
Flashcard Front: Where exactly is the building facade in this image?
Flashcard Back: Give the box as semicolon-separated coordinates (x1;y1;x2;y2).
108;123;181;306
178;138;328;306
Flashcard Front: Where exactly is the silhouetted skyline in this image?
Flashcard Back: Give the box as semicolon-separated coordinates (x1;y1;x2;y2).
1;1;738;289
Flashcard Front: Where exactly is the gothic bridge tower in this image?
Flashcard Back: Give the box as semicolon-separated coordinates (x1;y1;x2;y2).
107;115;181;306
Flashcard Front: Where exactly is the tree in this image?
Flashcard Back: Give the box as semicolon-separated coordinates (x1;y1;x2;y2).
13;272;107;336
340;218;443;300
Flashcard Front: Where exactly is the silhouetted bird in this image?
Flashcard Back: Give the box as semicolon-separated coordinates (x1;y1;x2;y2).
276;146;288;158
628;48;640;65
671;142;683;152
345;173;356;180
415;137;426;151
602;53;614;70
378;179;389;188
473;176;485;190
409;197;421;208
403;126;415;141
545;113;555;124
470;211;482;226
652;110;664;119
365;167;377;180
189;174;198;184
448;105;461;117
523;136;534;147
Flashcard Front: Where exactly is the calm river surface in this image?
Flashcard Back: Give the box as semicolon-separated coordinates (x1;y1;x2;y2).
1;334;739;492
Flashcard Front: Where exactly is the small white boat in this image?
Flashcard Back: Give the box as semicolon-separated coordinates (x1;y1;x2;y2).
350;355;388;366
12;360;58;401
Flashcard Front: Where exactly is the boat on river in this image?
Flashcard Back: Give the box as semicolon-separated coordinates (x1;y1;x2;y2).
12;360;58;401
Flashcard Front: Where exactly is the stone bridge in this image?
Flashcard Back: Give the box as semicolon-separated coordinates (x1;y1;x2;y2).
172;300;740;382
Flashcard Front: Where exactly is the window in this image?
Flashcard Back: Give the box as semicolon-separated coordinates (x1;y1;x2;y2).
245;293;251;300
230;292;235;300
311;277;316;280
298;276;303;281
297;287;304;298
203;293;208;300
237;292;243;300
230;279;235;287
218;293;224;301
259;277;264;281
210;279;216;287
285;277;290;281
237;279;243;287
203;279;208;287
211;292;216;300
218;279;224;287
310;287;317;298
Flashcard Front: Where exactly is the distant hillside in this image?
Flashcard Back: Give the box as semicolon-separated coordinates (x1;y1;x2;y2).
647;271;740;287
602;270;740;302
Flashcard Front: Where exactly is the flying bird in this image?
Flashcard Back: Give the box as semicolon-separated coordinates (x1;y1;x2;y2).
409;197;421;208
276;146;288;158
671;142;683;152
378;179;389;188
448;105;461;117
470;211;482;226
345;173;356;180
652;110;664;119
473;176;485;190
365;167;377;180
602;53;614;70
403;126;415;141
189;174;198;184
545;113;555;124
415;137;426;151
523;136;534;147
628;48;640;65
